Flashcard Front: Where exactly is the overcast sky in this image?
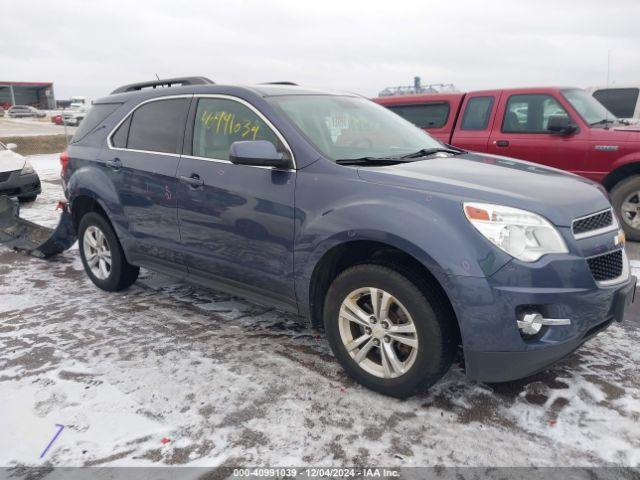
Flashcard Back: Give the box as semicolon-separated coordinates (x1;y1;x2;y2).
2;0;639;100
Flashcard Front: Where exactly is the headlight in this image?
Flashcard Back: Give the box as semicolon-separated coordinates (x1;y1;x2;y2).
463;202;568;262
20;161;35;176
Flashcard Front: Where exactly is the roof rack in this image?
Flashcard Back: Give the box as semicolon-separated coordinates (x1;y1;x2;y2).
260;81;298;86
111;76;214;94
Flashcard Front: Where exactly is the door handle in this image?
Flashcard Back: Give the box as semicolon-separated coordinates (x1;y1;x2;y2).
179;174;204;188
494;140;510;147
106;157;122;169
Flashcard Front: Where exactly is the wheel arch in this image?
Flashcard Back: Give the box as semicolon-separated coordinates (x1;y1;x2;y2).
306;238;462;349
602;159;640;191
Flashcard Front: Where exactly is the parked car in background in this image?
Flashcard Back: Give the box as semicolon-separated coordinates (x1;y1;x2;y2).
375;87;640;241
0;106;4;117
62;106;87;126
51;113;63;125
0;141;41;201
60;77;635;398
588;86;640;123
7;105;46;119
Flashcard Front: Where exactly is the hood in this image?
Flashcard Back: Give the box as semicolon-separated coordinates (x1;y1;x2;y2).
0;148;26;173
357;153;610;227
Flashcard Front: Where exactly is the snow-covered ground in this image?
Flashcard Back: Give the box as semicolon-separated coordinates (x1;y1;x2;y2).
1;155;639;469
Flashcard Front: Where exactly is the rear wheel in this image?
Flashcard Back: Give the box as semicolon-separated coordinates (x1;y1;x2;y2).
78;212;139;291
324;264;456;398
611;175;640;241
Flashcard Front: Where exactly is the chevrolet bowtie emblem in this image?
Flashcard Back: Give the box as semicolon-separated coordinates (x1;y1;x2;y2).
614;230;626;247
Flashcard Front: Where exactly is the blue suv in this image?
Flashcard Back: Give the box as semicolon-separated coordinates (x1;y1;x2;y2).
62;77;636;398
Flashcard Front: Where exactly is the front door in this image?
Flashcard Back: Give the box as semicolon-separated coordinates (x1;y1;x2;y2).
104;96;190;268
176;96;296;308
487;93;587;172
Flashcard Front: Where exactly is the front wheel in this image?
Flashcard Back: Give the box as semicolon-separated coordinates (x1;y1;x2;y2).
611;175;640;242
324;264;457;398
78;212;139;291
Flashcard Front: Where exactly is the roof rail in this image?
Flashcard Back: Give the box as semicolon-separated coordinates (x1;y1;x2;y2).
260;81;298;86
111;76;214;94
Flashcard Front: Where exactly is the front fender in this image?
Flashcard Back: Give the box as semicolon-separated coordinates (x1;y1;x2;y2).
293;162;512;311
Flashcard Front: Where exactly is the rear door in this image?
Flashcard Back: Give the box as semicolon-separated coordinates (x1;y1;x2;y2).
175;95;297;309
487;92;587;172
104;96;190;269
451;92;500;152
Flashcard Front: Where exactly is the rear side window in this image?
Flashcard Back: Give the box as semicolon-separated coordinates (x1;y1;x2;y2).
460;96;494;130
126;98;190;154
192;98;281;161
71;103;121;143
111;116;131;148
387;103;450;128
593;88;639;118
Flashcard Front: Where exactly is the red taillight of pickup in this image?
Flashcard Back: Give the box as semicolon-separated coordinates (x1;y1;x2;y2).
60;150;69;177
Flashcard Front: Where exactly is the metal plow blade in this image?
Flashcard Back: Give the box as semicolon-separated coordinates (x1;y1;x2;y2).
0;195;77;258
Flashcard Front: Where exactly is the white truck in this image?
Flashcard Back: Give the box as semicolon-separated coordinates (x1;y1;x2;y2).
588;86;640;123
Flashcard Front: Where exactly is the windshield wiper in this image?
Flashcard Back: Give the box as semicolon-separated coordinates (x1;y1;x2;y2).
589;118;617;127
399;147;464;159
335;157;418;166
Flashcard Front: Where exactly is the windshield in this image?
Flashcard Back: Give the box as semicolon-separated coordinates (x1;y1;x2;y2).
562;88;618;126
266;95;443;161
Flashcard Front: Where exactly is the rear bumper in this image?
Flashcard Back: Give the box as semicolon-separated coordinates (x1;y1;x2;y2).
0;171;41;198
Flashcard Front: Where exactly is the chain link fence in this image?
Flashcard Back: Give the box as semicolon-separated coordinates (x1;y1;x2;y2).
0;112;77;155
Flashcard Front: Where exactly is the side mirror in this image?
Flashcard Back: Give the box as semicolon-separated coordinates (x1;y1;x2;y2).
229;140;290;168
6;143;17;151
547;115;577;135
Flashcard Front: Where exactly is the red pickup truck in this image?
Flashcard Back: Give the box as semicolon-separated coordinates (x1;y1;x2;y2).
375;87;640;240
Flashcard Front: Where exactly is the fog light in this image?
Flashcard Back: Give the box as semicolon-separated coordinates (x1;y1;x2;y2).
517;312;571;336
517;313;544;335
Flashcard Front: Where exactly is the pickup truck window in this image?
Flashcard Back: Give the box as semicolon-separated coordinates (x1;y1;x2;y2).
460;96;494;130
592;88;639;119
268;95;443;162
502;94;569;133
192;98;280;161
387;103;450;129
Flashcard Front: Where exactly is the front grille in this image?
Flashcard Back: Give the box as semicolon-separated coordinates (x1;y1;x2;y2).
587;250;623;282
0;171;13;183
572;209;613;236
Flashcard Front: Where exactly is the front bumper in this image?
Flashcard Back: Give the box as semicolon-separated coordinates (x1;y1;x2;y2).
464;277;635;382
447;239;636;383
0;171;41;199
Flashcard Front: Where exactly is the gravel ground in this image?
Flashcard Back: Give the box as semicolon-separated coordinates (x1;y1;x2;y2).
1;155;639;469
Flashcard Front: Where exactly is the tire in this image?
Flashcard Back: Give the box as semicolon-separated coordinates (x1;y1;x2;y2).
610;175;640;242
78;212;139;291
323;264;457;398
18;195;37;203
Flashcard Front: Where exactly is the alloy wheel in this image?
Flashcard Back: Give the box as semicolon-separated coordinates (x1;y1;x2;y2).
83;225;112;280
620;190;640;230
338;287;418;379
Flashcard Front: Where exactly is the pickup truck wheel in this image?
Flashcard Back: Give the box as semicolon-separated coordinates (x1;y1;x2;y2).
611;175;640;241
324;264;456;398
78;212;139;291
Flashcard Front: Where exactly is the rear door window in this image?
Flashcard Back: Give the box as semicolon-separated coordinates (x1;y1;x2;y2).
593;88;639;118
460;96;494;130
387;103;450;128
126;98;190;154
